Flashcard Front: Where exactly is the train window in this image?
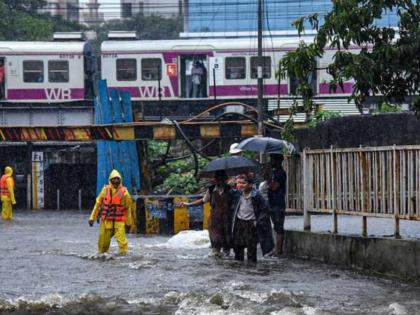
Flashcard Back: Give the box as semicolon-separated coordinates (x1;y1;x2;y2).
141;58;162;81
116;59;137;81
225;57;246;80
251;56;271;79
23;61;44;83
48;60;69;83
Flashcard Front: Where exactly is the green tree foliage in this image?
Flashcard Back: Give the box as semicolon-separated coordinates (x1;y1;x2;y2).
307;110;342;128
0;0;83;40
278;0;420;112
155;156;208;194
375;102;403;113
147;141;207;194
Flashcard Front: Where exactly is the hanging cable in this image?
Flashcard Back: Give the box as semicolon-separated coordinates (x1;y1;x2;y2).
171;120;200;177
172;120;212;161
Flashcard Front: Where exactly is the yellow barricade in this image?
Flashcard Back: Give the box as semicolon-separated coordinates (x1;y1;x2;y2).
173;196;190;234
144;198;160;234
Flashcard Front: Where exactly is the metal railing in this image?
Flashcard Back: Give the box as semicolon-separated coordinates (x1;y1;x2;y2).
284;155;304;212
299;145;420;237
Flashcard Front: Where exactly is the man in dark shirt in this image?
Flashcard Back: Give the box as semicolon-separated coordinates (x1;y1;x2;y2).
268;154;287;256
231;174;270;263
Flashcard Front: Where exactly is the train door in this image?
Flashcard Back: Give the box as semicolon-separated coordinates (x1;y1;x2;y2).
179;55;208;98
0;57;5;99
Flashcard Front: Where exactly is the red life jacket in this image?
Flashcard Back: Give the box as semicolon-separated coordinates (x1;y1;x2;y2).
0;174;13;197
101;185;128;222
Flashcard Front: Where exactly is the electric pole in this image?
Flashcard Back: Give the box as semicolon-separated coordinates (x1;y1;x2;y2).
257;0;264;136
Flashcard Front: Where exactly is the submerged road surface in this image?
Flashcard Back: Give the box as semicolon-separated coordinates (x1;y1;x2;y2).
1;211;420;315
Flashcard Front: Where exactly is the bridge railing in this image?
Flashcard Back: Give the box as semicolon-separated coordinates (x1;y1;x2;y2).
284;155;304;212
132;145;420;237
301;145;420;237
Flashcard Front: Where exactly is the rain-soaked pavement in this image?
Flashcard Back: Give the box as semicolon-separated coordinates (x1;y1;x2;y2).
1;211;420;315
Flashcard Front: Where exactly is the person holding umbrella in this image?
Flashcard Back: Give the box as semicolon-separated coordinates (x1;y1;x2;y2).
268;154;287;256
179;170;233;257
236;136;294;257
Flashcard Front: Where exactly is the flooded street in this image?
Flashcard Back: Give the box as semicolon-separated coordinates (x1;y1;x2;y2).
1;211;420;315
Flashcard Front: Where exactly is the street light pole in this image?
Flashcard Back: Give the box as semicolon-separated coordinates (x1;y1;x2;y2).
257;0;264;136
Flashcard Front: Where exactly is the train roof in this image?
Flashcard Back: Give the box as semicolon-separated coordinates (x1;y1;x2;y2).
101;37;315;53
0;41;88;54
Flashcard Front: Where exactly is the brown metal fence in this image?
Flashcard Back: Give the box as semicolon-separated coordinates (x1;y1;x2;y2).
284;155;304;212
284;145;420;237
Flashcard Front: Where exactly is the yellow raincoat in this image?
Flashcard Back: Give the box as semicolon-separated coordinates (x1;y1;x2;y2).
126;198;138;234
1;166;16;220
89;169;132;255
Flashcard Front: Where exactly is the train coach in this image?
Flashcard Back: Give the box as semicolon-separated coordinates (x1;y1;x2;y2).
0;33;358;118
101;35;356;118
0;34;96;106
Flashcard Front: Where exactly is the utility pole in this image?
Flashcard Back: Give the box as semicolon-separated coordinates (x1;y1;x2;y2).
257;0;264;136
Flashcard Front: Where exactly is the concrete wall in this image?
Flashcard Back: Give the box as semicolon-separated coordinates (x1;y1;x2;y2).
293;112;420;151
285;230;420;283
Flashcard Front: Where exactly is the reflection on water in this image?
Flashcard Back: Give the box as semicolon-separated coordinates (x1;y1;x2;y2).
1;211;420;315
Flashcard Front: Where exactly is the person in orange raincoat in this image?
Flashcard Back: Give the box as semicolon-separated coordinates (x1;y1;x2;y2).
1;166;16;220
88;169;132;255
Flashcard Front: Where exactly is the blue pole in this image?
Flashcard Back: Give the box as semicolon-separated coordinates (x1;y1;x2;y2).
121;91;141;191
96;80;114;194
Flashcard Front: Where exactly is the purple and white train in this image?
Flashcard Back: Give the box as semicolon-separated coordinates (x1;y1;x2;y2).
0;35;356;117
0;40;96;105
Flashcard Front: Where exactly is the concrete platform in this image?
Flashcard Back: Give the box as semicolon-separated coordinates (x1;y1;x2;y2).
285;215;420;282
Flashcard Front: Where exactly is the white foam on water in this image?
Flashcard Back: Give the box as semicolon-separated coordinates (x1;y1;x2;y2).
302;306;324;315
128;260;156;270
2;293;70;310
270;306;324;315
164;291;183;303
175;297;251;315
231;290;269;303
226;286;298;305
127;297;161;305
388;303;408;315
147;230;210;249
270;308;303;315
176;253;208;260
224;281;251;291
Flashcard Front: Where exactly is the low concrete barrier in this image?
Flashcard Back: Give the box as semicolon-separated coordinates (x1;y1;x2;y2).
285;230;420;282
135;195;210;234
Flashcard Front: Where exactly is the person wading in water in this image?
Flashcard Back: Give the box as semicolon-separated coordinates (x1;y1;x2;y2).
89;169;132;256
180;170;233;257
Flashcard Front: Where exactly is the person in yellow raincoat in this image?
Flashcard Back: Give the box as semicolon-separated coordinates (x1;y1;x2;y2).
126;198;138;234
88;169;132;255
1;166;16;221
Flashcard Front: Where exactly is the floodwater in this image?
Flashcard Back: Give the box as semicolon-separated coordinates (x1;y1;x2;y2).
1;211;420;315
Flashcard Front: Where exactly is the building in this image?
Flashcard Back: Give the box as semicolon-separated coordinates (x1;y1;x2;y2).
121;0;183;19
81;0;105;26
183;0;399;36
42;0;80;22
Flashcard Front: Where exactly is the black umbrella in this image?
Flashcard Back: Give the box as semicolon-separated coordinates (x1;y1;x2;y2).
236;136;296;154
200;156;260;177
